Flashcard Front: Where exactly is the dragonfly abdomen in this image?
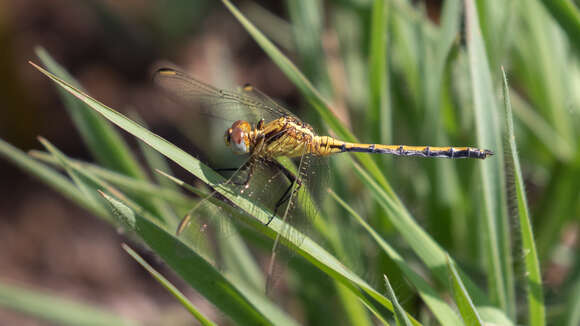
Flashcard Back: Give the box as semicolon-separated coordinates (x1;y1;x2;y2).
312;137;493;159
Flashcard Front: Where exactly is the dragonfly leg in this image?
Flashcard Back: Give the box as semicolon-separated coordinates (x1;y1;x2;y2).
215;167;239;172
220;159;255;189
265;161;302;226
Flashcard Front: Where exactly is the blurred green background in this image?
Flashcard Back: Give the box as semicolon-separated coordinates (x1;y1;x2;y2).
1;0;579;325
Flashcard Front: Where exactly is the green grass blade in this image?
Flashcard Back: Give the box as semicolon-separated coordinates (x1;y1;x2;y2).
447;258;484;326
129;113;180;192
334;282;373;326
35;47;146;180
538;0;580;53
219;220;266;293
122;244;216;326
223;273;301;326
30;62;413;320
358;298;392;326
464;0;514;317
129;112;180;223
0;281;137;326
368;0;391;145
99;192;275;326
390;0;437;36
384;275;413;326
39;137;105;210
329;189;463;326
29;150;193;211
562;276;580;326
242;2;295;52
501;67;545;326
286;0;332;96
509;91;574;162
421;0;465;250
0;138;109;218
37;137;153;226
36;48;167;221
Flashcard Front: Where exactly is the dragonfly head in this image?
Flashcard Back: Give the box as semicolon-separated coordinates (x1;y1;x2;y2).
225;120;252;154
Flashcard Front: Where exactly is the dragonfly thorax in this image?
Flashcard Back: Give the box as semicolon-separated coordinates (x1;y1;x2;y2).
225;120;252;154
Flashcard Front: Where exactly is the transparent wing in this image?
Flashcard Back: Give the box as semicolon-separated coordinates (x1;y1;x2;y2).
264;151;327;292
239;83;299;120
175;155;302;259
153;67;298;124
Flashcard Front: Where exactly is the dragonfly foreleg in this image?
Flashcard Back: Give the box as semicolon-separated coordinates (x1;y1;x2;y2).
226;159;255;189
215;167;239;172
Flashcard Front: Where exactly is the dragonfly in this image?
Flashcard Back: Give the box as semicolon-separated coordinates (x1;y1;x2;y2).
154;67;493;290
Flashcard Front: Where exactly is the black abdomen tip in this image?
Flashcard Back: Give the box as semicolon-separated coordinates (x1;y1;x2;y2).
477;149;494;159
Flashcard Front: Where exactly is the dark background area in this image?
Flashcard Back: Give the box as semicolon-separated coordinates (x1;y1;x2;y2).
0;1;306;324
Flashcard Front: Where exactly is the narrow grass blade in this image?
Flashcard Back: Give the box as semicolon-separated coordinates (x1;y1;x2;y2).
538;0;580;53
358;298;391;326
421;0;465;249
129;112;180;192
35;47;146;180
30;62;414;321
36;48;167;220
129;112;180;223
222;272;301;326
38;137;104;210
0;281;137;326
99;192;275;326
242;2;295;52
219;219;266;293
447;258;484;326
501;67;545;326
0;138;108;218
509;91;574;162
286;0;332;96
474;0;518;69
329;189;463;326
122;244;216;326
384;275;413;326
464;0;514;317
368;0;391;145
37;137;153;226
334;282;373;326
389;0;437;37
30;150;193;211
562;276;580;326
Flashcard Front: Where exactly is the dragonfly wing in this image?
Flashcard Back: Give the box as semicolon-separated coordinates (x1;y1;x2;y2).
154;67;294;124
239;83;300;120
175;153;295;259
265;151;327;293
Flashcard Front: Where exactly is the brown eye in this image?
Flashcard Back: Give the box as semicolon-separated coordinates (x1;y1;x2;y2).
229;127;248;154
231;128;243;144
